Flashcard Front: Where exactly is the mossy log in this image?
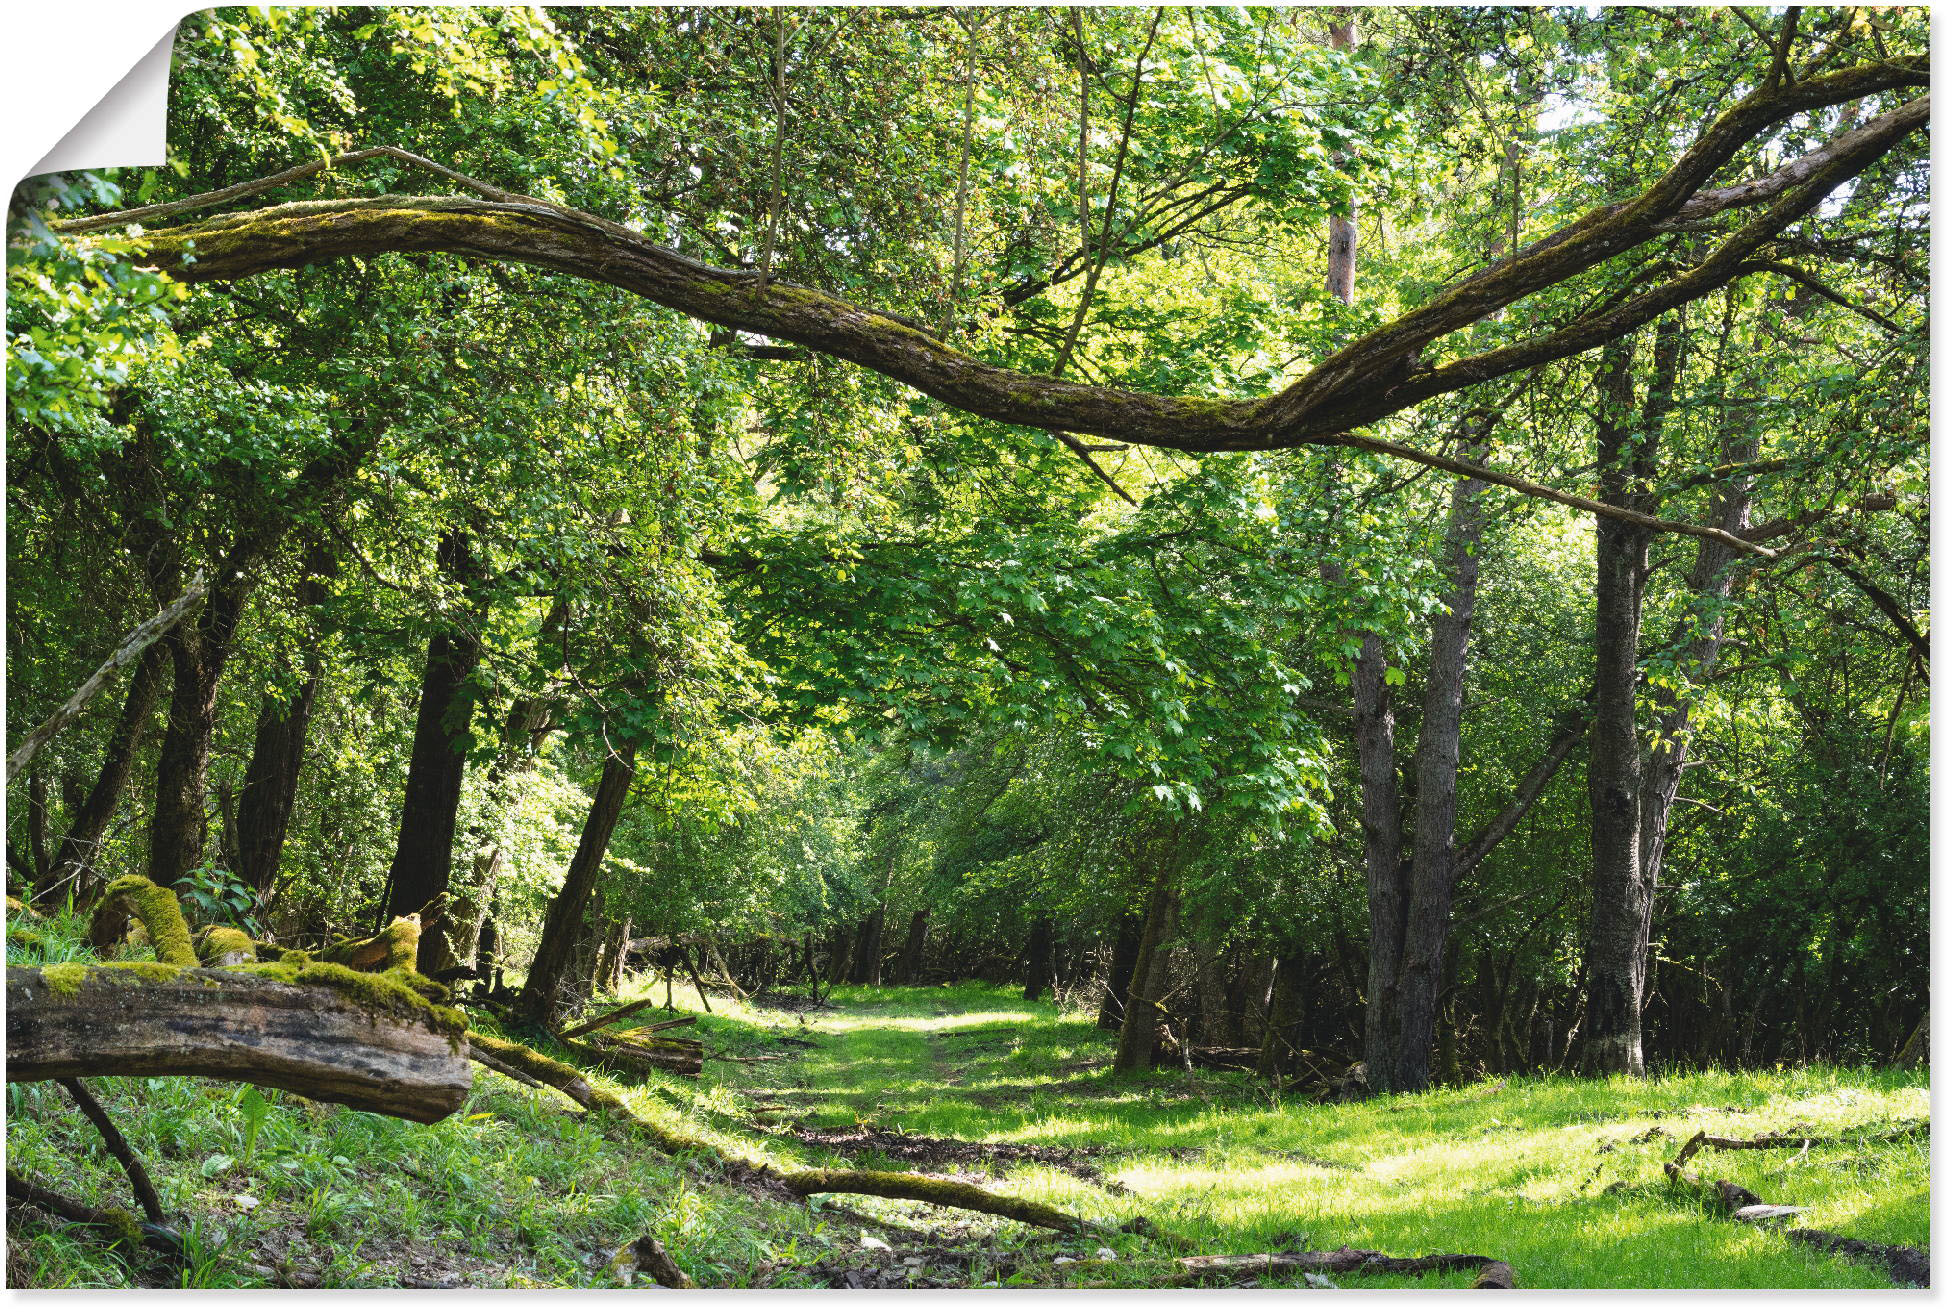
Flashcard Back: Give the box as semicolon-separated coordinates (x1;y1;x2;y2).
774;1167;1097;1234
7;963;470;1122
87;876;197;965
319;915;420;971
195;925;257;967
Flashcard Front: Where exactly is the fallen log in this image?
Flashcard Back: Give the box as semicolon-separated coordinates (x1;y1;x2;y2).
8;962;470;1123
1663;1145;1926;1286
319;915;420;972
1472;1261;1517;1289
557;997;660;1040
617;1016;699;1037
609;1235;699;1288
468;1043;543;1089
1176;1247;1502;1279
1786;1228;1929;1288
560;1033;702;1078
777;1168;1097;1234
7;1167;184;1261
466;1031;1099;1234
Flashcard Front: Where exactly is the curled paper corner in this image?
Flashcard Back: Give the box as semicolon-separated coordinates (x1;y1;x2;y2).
27;24;179;183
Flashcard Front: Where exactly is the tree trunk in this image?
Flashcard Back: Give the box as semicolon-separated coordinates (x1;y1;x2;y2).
1386;454;1487;1092
439;691;557;975
848;907;885;986
235;562;331;893
894;908;930;985
515;743;638;1028
827;926;854;985
1582;336;1660;1077
1354;630;1409;1088
233;658;321;892
1098;913;1143;1032
1324;14;1359;306
146;579;250;889
1022;916;1055;1000
1114;870;1181;1073
38;643;167;904
383;532;485;970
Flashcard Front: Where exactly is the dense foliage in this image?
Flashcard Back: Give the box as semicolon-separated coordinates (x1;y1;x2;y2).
7;5;1927;1092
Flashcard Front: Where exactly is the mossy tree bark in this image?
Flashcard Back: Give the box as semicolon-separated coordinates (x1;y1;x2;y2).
68;62;1925;556
8;964;470;1122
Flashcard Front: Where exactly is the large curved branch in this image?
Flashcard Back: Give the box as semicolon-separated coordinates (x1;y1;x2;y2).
1258;61;1926;421
46;63;1922;555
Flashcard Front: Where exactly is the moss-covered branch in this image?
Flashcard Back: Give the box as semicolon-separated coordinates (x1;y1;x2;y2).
47;56;1921;552
88;876;196;966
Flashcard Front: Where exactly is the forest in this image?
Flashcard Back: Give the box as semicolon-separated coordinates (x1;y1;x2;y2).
3;4;1929;1291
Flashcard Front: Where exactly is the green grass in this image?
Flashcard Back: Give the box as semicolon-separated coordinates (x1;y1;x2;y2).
5;917;1929;1290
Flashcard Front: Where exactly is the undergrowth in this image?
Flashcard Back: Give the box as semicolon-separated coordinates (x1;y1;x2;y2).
5;913;1929;1289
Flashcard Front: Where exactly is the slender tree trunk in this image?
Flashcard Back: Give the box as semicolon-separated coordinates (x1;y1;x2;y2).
233;655;321;892
1354;632;1408;1089
515;743;638;1028
1114;868;1181;1073
1097;913;1143;1031
1583;338;1658;1077
1325;13;1359;305
438;691;557;975
235;562;333;893
894;908;930;985
1388;456;1487;1092
383;533;484;968
146;580;249;888
38;643;167;904
1022;916;1056;1000
848;907;886;986
827;926;854;985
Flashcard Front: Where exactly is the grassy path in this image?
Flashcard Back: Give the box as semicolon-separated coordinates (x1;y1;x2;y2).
4;967;1929;1289
706;984;1928;1289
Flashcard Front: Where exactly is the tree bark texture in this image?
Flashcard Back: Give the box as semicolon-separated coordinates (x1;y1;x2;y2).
384;532;486;970
1097;913;1143;1031
79;68;1922;494
515;743;638;1027
894;908;930;985
6;964;469;1123
1113;868;1181;1073
146;575;252;889
1582;334;1662;1077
